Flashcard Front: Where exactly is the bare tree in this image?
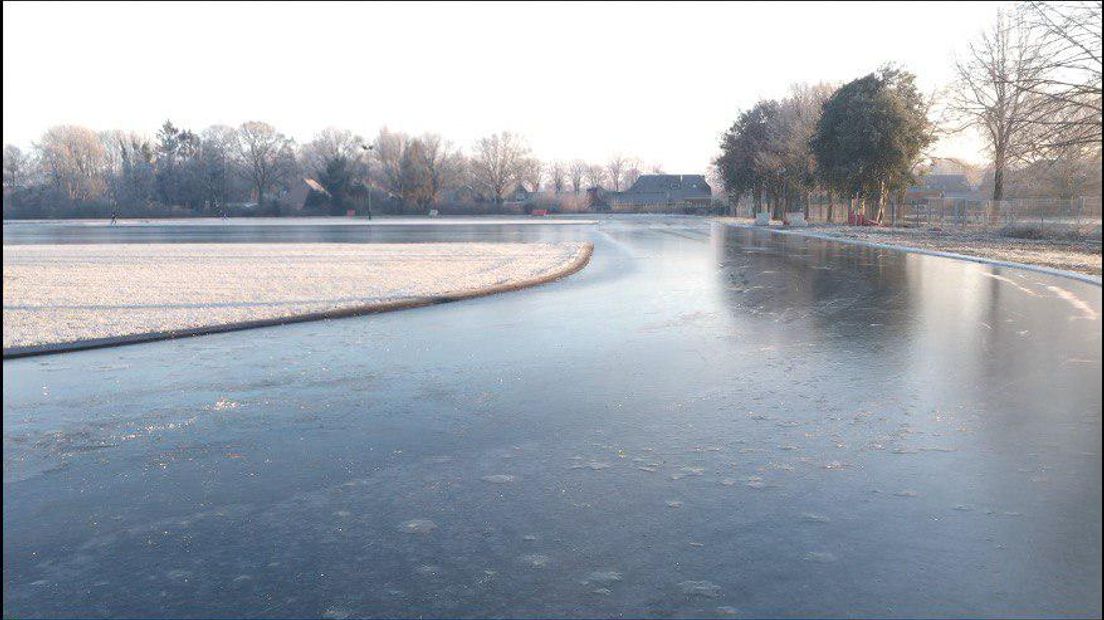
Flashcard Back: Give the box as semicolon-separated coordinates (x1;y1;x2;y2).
778;83;835;216
37;125;108;203
3;145;32;195
706;164;727;206
549;161;567;193
303;128;366;176
418;133;463;204
373;127;409;199
606;155;627;191
469;132;530;202
585;164;606;189
1017;1;1102;149
950;10;1047;201
200;125;237;211
623;158;643;189
569;160;587;193
983;144;1102;198
399;138;434;209
233;121;293;209
100;130;156;208
521;158;543;191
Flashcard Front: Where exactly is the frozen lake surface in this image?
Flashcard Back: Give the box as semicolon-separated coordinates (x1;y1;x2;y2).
3;216;1101;617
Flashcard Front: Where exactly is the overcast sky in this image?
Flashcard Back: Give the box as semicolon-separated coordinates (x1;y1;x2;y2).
3;1;1008;172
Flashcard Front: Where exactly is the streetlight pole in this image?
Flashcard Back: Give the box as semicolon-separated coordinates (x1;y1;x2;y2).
361;144;374;221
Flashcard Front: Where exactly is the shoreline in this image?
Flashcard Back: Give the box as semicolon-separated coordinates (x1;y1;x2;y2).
714;218;1102;284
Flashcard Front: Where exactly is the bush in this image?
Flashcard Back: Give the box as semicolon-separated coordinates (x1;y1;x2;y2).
998;222;1102;242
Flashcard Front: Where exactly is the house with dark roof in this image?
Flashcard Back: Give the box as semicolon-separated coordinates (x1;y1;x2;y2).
505;184;535;204
598;174;712;212
904;173;979;204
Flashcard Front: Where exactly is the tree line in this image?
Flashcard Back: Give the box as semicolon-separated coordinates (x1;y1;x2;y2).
715;1;1101;222
2;122;660;218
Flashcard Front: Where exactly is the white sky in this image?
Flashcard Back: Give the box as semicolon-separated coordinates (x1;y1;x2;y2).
3;1;1007;172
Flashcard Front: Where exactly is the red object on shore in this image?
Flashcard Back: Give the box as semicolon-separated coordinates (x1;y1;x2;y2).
532;209;548;216
346;209;356;217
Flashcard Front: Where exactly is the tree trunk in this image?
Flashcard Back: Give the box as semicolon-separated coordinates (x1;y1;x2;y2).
992;150;1005;203
874;180;886;223
827;190;835;223
991;149;1006;224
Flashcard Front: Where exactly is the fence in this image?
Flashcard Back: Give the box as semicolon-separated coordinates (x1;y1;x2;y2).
801;196;1102;230
898;196;1101;229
